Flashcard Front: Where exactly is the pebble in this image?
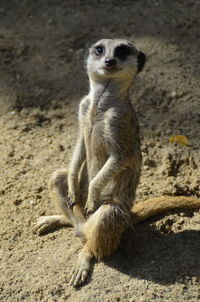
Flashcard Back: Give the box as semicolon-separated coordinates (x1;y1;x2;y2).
13;199;23;205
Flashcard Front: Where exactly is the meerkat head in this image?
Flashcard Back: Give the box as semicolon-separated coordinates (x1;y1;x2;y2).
86;39;146;81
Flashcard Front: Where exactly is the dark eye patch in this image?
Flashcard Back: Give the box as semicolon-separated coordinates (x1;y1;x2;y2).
137;51;146;73
114;44;133;61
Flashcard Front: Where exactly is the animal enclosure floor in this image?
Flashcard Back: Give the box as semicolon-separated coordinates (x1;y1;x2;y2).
0;1;200;301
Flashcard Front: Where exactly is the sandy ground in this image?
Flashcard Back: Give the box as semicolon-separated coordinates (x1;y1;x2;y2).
0;1;200;301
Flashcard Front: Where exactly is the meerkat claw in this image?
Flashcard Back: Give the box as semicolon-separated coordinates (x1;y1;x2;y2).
67;197;76;209
84;199;98;216
33;216;54;234
69;267;89;287
84;206;95;217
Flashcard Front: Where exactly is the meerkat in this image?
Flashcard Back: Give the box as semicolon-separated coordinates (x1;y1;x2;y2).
34;39;200;287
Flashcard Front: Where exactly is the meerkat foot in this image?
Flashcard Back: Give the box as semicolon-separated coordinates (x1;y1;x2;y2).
34;215;72;234
69;247;93;287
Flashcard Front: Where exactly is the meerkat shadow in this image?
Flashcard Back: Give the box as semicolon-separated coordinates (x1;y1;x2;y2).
104;220;200;285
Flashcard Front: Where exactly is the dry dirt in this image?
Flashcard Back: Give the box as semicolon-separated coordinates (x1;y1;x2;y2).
0;1;200;301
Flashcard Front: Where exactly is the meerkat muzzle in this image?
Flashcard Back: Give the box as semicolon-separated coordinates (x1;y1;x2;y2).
105;58;117;67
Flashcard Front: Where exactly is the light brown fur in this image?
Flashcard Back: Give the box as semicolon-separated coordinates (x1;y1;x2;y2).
34;39;200;287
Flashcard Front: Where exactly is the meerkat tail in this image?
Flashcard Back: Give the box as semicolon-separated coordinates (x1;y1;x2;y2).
131;196;200;224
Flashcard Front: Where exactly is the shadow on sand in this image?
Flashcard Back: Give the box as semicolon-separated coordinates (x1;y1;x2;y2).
105;220;200;285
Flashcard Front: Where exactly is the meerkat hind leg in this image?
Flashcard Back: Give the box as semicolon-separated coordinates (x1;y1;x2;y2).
34;169;84;235
50;169;85;222
34;215;73;235
69;203;128;286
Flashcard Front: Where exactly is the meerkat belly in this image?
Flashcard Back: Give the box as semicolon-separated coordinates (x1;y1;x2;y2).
84;123;108;181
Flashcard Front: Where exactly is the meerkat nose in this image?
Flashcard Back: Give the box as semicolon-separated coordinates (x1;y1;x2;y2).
105;58;117;67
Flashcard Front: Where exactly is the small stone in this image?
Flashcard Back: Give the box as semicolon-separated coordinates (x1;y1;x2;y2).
30;200;36;206
13;199;23;206
0;189;5;195
8;150;15;157
171;90;177;98
178;218;185;225
59;144;65;151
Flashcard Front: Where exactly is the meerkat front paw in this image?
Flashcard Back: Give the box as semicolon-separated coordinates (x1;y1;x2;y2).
67;188;80;209
68;193;76;209
84;198;98;215
84;185;100;215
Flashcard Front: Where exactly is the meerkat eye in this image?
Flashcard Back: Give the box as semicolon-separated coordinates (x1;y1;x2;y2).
95;45;104;56
114;44;133;61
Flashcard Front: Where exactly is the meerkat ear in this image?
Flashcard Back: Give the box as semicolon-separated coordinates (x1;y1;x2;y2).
137;51;146;73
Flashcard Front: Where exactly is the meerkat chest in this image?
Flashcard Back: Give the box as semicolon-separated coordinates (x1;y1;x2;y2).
85;115;106;148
